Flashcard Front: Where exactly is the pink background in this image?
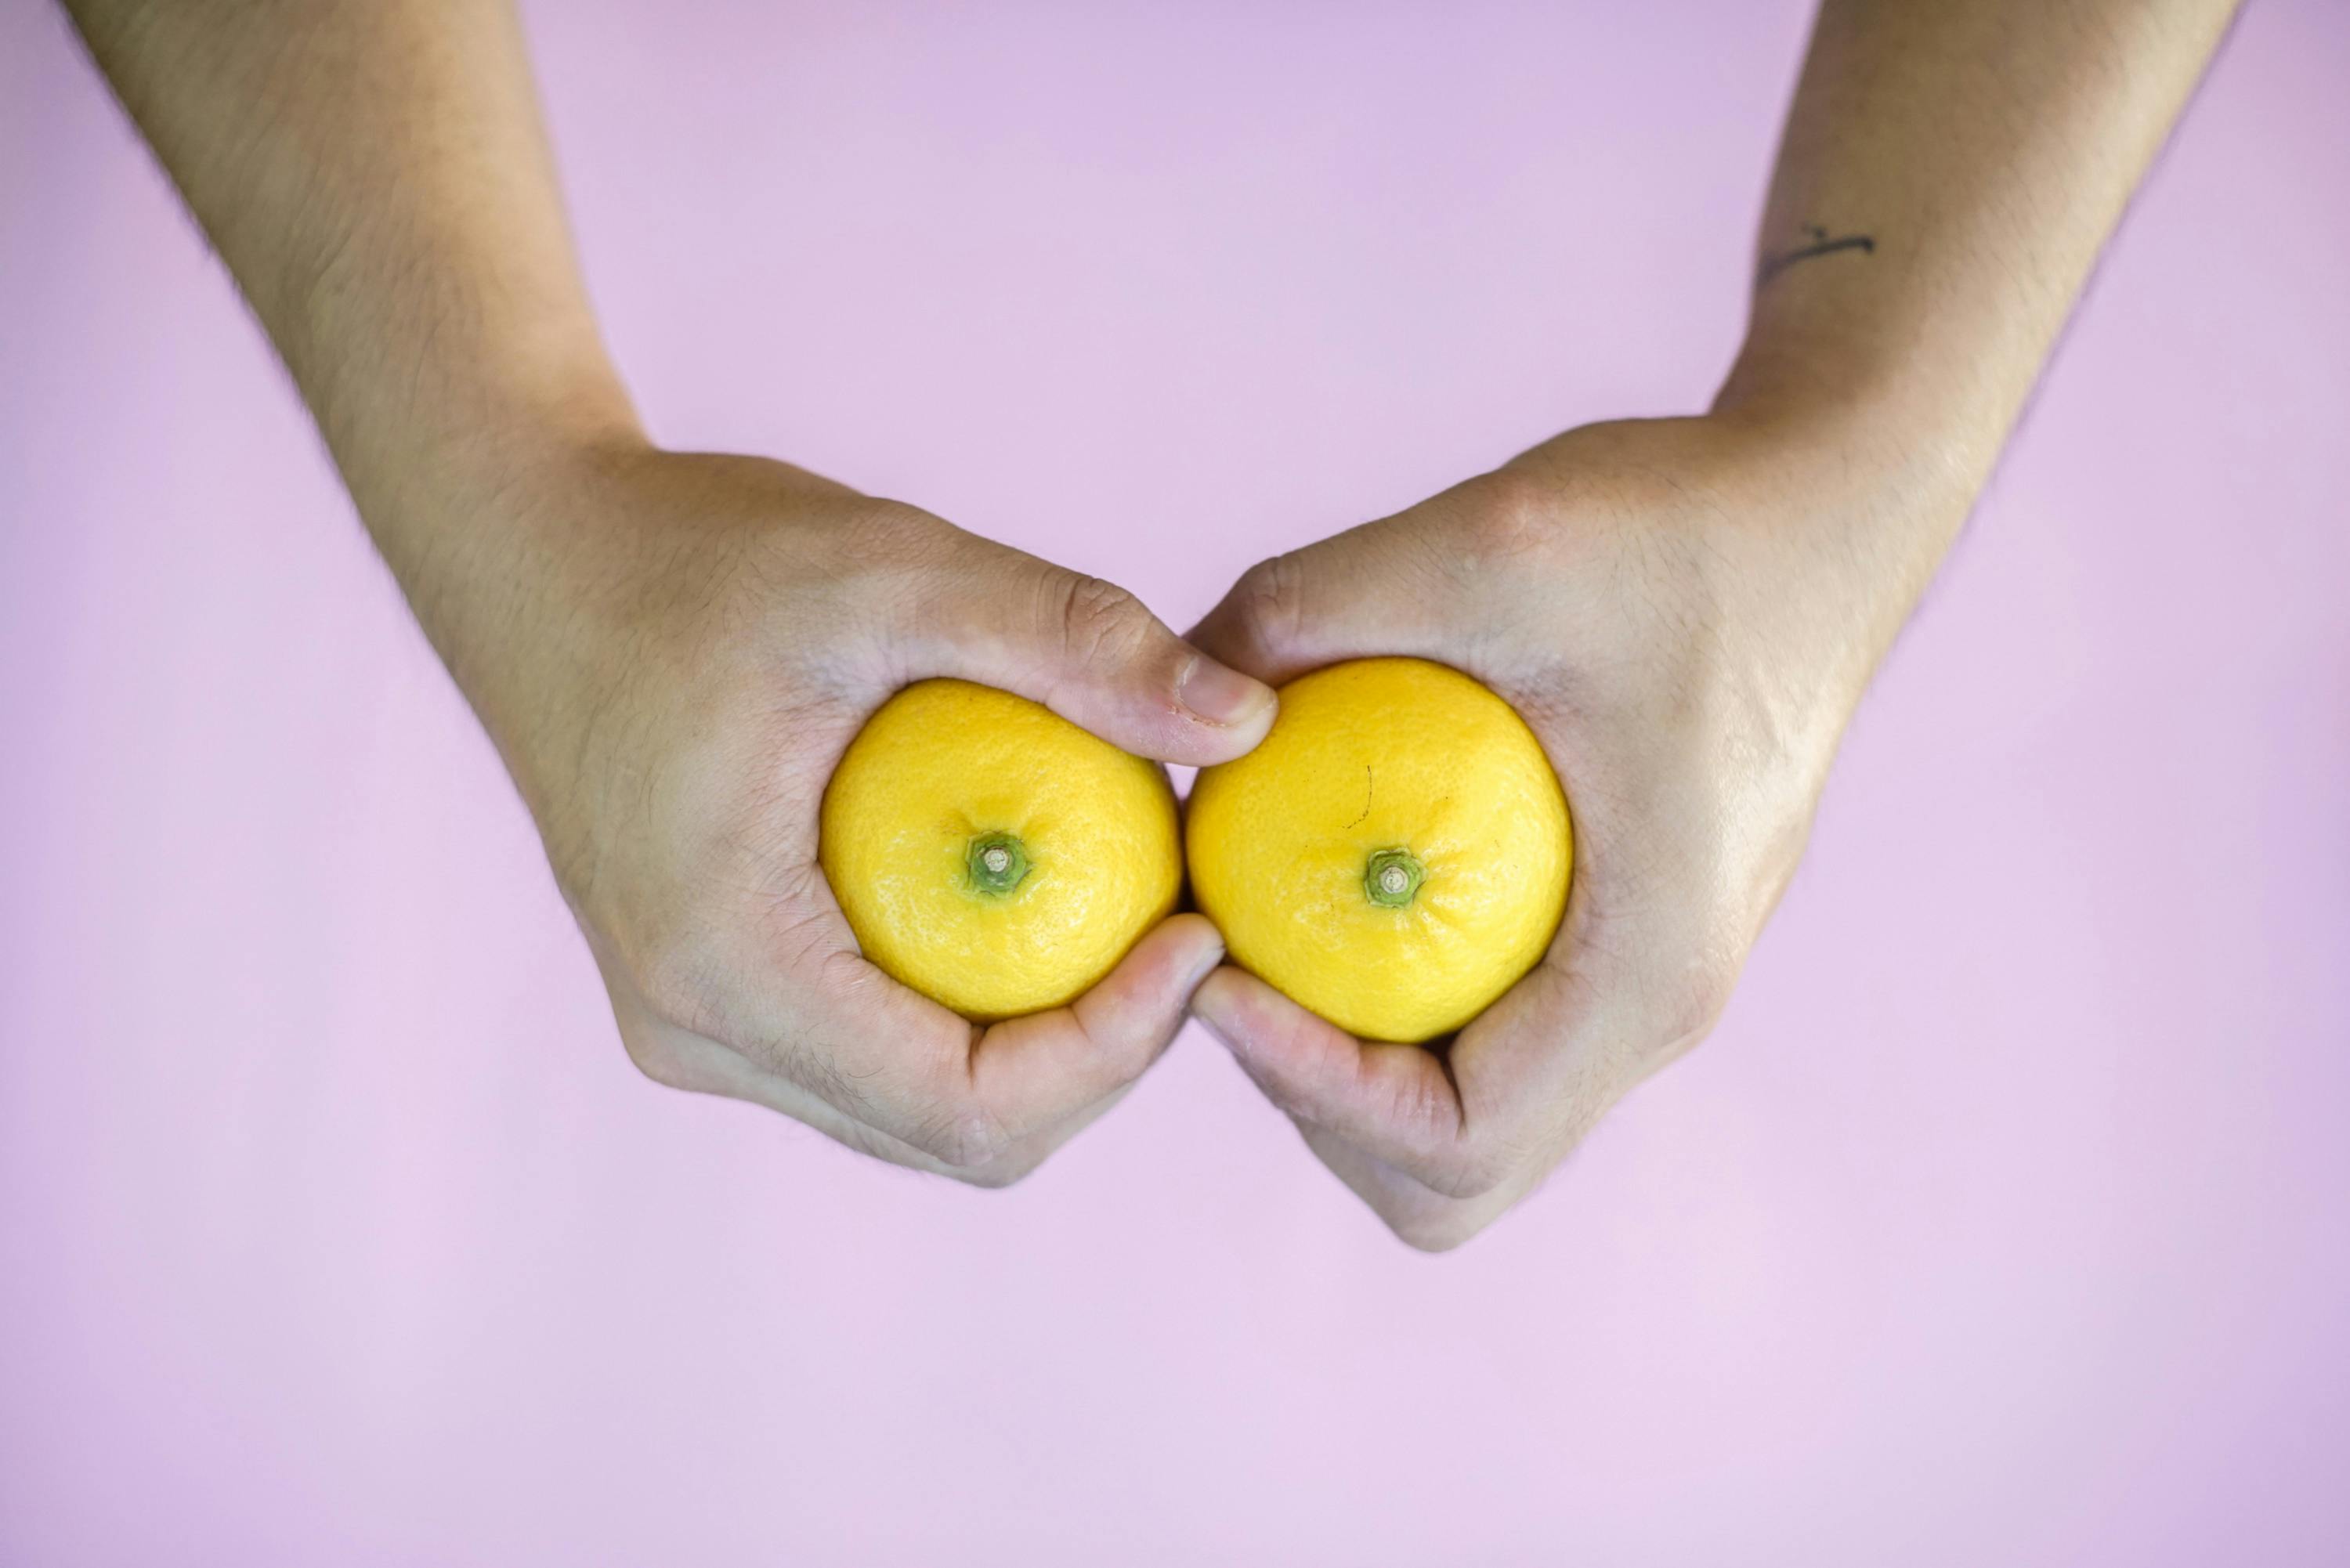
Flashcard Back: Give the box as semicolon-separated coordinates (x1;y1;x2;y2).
5;2;2348;1563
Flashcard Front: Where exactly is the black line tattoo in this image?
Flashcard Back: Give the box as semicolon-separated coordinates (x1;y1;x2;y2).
1756;223;1876;287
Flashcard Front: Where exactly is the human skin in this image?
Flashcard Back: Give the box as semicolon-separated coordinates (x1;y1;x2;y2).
63;1;2241;1222
61;0;1278;1185
1186;0;2243;1248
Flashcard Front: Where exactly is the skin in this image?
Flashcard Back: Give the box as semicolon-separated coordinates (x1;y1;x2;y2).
63;0;2238;1227
62;0;1278;1186
1188;0;2243;1247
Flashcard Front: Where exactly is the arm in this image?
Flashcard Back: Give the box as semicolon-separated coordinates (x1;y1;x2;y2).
67;0;1277;1182
65;0;638;703
1188;0;2240;1248
1722;0;2243;651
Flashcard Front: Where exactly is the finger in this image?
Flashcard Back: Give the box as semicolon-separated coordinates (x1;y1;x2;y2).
628;1007;989;1175
617;974;1139;1187
644;940;1010;1170
599;953;1008;1175
1184;503;1487;685
1300;960;1645;1248
724;912;1219;1171
1443;956;1620;1140
1295;1123;1535;1253
967;912;1224;1126
907;547;1275;765
1190;966;1511;1201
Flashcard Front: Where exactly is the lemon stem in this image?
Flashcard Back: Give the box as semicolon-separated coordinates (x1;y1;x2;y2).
967;832;1031;895
1363;847;1424;909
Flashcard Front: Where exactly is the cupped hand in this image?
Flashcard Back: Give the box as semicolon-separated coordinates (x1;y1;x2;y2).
453;440;1275;1184
1186;412;1961;1247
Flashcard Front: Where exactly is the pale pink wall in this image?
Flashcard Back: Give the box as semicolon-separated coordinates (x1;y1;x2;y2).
3;2;2346;1563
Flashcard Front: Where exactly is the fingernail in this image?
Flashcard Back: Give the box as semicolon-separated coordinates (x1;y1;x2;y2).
1177;655;1273;728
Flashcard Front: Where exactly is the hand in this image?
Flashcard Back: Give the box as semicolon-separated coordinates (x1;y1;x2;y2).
444;439;1276;1184
1186;411;1962;1247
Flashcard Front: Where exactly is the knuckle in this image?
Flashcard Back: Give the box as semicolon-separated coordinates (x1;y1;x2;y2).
843;498;955;565
1386;1209;1484;1254
617;1024;696;1093
1450;468;1563;564
1367;1064;1466;1152
1049;572;1154;670
630;929;736;1044
1229;552;1307;653
1423;1147;1512;1203
949;1151;1045;1190
907;1100;1016;1171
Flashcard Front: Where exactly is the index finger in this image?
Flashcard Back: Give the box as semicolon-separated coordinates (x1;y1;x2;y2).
1189;946;1636;1201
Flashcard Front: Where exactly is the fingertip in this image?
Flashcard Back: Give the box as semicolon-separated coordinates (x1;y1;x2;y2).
1188;966;1333;1076
1189;966;1358;1129
1098;912;1225;1013
1164;912;1231;999
1013;916;1222;1103
1177;603;1266;691
1174;653;1278;758
1192;970;1482;1189
1042;648;1273;770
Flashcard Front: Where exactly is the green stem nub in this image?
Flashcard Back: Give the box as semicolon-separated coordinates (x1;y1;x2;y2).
967;832;1031;896
1363;847;1425;909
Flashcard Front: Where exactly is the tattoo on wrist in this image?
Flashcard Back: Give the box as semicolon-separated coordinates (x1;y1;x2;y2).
1757;224;1876;287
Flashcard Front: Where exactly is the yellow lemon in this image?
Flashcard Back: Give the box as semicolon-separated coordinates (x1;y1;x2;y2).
1186;657;1571;1043
819;679;1181;1022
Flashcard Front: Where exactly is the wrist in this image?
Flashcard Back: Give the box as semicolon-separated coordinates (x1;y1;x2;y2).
360;398;655;797
1708;331;1995;602
1715;334;1990;515
1689;384;1983;719
338;345;645;532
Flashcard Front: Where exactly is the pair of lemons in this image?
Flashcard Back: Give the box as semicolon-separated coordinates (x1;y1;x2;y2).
819;658;1571;1044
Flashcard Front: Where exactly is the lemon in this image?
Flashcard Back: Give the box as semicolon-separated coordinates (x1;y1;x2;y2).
819;679;1181;1022
1186;657;1571;1043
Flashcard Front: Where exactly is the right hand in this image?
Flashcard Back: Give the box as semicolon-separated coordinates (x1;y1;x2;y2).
1181;413;1947;1247
426;438;1276;1184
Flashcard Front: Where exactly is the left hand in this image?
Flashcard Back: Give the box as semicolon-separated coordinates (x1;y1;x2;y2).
1186;411;1963;1248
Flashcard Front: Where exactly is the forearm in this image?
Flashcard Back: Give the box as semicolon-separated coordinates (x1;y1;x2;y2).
1720;0;2239;550
69;6;634;526
65;0;642;753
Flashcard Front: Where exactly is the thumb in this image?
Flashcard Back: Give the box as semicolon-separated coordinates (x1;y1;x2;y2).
913;549;1276;766
1185;493;1495;686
